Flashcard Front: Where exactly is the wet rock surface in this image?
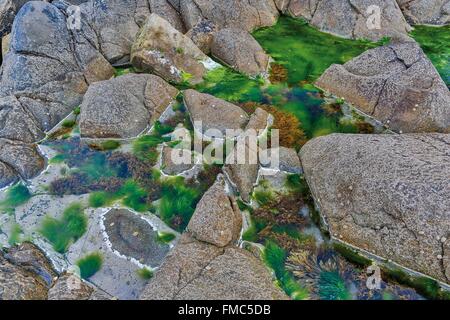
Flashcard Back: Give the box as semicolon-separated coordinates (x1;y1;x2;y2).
104;209;171;267
300;133;450;284
316;41;450;133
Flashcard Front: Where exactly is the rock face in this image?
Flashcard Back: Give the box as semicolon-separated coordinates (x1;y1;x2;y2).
0;1;115;186
187;177;242;247
184;0;279;32
131;14;212;85
316;41;450;133
0;242;57;300
211;28;270;77
300;133;450;284
183;89;249;138
397;0;450;25
141;176;287;300
79;74;178;139
0;0;29;37
261;147;302;173
279;0;412;41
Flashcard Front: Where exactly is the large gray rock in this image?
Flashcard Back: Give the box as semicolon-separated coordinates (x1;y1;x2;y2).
140;234;288;300
211;28;270;77
397;0;450;25
183;89;249;138
187;176;242;247
0;1;114;185
79;74;178;139
131;14;212;85
185;19;217;55
316;41;450;133
280;0;412;41
187;0;279;32
300;133;450;284
148;0;185;33
0;242;57;300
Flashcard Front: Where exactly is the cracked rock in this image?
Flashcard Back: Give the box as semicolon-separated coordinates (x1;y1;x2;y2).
300;133;450;284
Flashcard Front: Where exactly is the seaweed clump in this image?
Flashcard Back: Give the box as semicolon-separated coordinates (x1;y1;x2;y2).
240;102;307;150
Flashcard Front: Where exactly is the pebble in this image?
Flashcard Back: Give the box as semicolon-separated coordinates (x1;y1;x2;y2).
133;231;139;237
441;237;447;243
437;255;443;260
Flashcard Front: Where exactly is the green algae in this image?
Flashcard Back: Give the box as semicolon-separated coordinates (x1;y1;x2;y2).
0;184;32;214
156;231;176;244
318;270;351;300
8;224;22;246
253;17;379;85
137;267;154;280
77;252;103;279
411;25;450;87
39;203;88;253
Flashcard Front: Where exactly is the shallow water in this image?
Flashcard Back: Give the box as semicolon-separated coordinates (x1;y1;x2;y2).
1;16;449;300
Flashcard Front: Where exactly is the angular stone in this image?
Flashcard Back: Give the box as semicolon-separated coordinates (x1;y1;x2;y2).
131;14;210;85
187;176;242;247
161;146;195;176
183;89;249;138
79;74;178;139
0;139;44;180
186;20;217;55
300;133;450;284
211;28;270;77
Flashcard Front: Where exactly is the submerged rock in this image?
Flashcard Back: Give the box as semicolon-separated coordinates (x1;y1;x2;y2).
103;209;171;267
300;133;450;284
211;28;270;77
161;146;195;176
316;41;450;133
131;14;211;85
183;89;249;138
397;0;450;25
0;242;57;300
187;176;242;247
79;74;178;139
280;0;412;41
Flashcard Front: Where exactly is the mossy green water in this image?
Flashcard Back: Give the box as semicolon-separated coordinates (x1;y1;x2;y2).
411;25;450;87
